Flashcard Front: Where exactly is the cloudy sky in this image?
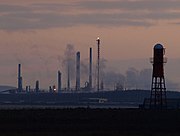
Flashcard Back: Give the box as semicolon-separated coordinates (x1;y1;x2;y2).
0;0;180;89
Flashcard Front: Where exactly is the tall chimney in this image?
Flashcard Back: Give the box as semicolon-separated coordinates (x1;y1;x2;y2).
96;37;100;91
76;52;80;91
18;64;22;92
67;61;70;91
89;47;92;90
58;70;61;93
35;80;39;92
26;86;28;92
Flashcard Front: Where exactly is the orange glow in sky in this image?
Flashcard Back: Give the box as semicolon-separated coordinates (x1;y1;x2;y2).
0;0;180;89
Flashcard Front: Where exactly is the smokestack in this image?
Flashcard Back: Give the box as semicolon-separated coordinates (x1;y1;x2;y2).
67;62;70;91
18;64;22;92
89;47;92;90
76;52;80;91
26;86;28;92
58;70;61;93
96;37;100;91
35;80;39;92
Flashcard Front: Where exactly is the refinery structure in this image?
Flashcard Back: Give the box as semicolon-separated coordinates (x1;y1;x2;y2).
16;37;105;93
1;39;180;109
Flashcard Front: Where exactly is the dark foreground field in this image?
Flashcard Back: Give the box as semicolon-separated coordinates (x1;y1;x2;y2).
0;108;180;136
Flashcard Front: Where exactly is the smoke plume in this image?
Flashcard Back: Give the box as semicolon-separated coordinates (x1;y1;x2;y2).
62;44;76;88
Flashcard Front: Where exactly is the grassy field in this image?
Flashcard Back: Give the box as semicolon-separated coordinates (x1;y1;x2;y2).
0;108;179;136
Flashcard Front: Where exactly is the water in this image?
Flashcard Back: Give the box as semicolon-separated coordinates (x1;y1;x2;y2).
0;104;138;110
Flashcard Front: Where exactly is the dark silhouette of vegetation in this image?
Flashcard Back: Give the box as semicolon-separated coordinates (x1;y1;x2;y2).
0;108;179;136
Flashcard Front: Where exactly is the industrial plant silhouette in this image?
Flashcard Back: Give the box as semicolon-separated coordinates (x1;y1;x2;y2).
0;38;180;110
1;40;180;136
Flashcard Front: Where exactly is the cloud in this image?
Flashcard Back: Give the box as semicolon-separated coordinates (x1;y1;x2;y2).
31;2;75;11
0;11;154;30
1;0;180;31
78;0;180;11
0;4;31;13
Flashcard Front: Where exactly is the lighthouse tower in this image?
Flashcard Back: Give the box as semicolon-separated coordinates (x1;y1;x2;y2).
150;44;167;109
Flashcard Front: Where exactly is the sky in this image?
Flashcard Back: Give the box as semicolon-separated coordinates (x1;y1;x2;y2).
0;0;180;90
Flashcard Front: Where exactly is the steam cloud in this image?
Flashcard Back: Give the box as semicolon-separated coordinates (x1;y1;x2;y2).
104;67;179;91
62;44;76;88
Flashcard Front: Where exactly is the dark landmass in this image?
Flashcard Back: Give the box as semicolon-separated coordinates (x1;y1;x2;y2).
0;85;16;92
0;108;180;136
0;90;180;109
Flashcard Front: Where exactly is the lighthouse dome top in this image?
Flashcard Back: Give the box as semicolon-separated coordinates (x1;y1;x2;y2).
154;43;163;49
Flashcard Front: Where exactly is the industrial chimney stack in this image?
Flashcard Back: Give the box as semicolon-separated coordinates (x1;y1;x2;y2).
58;70;61;93
67;61;70;91
18;64;23;92
76;52;80;91
35;80;39;92
89;47;92;90
96;37;100;91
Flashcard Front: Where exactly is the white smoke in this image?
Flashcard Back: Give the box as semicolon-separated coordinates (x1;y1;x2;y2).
62;44;76;89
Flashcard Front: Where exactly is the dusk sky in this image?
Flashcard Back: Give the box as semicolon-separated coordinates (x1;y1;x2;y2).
0;0;180;89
